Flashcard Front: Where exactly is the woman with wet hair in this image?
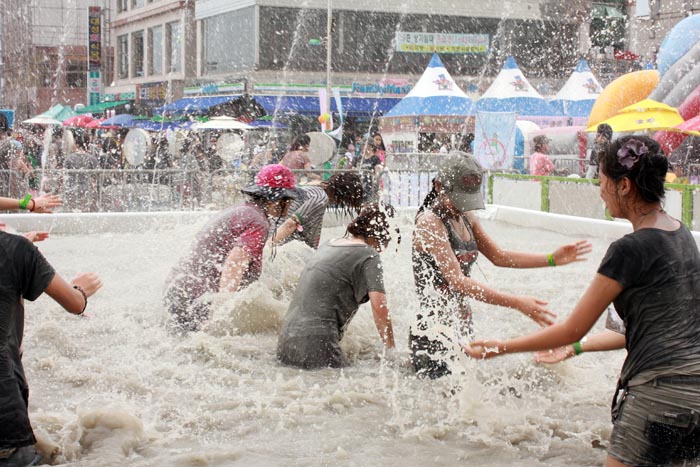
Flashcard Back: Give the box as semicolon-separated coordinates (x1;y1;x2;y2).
465;135;700;466
412;152;591;379
277;203;396;369
272;171;364;249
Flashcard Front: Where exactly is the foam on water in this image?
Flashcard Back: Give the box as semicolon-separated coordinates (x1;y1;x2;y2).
23;215;622;466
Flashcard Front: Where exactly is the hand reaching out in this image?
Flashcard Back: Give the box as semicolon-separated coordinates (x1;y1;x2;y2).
534;345;575;364
514;296;556;327
23;231;49;243
70;272;103;298
552;240;592;266
32;194;62;213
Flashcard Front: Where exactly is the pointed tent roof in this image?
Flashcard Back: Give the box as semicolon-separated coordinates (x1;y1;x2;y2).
383;53;475;117
475;56;564;116
549;58;603;117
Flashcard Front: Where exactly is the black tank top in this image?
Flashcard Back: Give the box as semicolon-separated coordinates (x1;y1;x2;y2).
412;210;479;298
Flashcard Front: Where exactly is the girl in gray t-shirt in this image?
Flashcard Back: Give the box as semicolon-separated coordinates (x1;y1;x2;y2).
277;204;396;369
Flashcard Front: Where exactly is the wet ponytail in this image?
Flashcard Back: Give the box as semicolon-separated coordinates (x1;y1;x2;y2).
346;203;396;245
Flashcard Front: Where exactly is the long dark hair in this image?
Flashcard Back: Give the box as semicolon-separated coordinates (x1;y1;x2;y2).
600;135;668;203
290;134;311;151
325;172;363;215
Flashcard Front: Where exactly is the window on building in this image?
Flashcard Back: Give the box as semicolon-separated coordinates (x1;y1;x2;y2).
202;8;255;75
38;61;53;87
118;34;128;79
66;61;87;88
117;0;128;13
149;25;163;75
132;30;144;77
131;0;144;8
167;21;182;73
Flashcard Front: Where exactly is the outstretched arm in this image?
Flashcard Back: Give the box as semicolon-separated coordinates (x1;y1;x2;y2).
369;291;395;349
0;194;62;213
469;213;592;268
464;273;622;359
415;212;555;327
44;272;102;315
534;330;626;364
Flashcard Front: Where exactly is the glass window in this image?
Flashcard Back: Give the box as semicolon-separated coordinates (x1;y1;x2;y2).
118;34;128;79
167;21;182;73
131;0;145;8
132;31;144;77
66;62;87;88
202;8;255;75
149;25;163;75
117;0;128;13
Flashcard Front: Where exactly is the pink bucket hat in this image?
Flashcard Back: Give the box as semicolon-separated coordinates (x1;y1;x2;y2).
241;164;297;201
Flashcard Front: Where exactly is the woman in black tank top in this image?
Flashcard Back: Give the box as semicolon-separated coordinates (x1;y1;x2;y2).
410;153;592;379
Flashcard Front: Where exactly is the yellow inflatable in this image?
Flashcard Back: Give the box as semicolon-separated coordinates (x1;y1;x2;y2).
587;70;660;127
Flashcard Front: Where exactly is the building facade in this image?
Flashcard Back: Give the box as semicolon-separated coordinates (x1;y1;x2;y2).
108;0;196;112
627;0;700;62
191;0;583;98
0;0;113;119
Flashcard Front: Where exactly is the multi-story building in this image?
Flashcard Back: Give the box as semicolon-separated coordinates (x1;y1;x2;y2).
107;0;196;112
628;0;700;62
119;0;594;124
0;0;113;119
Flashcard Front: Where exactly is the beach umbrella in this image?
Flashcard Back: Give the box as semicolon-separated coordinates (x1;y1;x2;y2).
62;115;96;128
85;118;106;129
22;115;62;125
585;99;684;133
193;116;252;130
100;114;138;128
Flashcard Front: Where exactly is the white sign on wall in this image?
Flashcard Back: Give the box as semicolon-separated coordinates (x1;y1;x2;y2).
395;32;490;54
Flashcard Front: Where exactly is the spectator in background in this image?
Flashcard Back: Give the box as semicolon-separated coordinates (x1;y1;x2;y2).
586;123;612;179
280;134;312;182
372;132;387;164
528;135;554;176
64;130;100;211
357;144;384;203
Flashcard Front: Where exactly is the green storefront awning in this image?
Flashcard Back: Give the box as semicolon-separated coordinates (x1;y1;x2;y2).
76;100;130;114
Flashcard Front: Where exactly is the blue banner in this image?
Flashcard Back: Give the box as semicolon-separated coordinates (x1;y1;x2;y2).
473;111;517;170
0;109;15;129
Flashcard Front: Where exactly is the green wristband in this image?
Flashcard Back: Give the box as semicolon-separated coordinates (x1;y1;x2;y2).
572;341;583;356
547;253;556;267
18;194;32;210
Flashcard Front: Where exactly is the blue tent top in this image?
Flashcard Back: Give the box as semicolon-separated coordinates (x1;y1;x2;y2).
248;120;289;129
476;56;564;117
384;53;475;117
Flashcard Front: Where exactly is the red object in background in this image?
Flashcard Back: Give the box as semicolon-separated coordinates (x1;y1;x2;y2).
84;118;106;129
62;115;95;128
614;50;640;60
654;84;700;155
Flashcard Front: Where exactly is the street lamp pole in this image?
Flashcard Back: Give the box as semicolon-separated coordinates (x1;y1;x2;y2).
325;0;332;127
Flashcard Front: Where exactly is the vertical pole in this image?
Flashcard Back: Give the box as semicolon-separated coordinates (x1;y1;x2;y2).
326;0;332;127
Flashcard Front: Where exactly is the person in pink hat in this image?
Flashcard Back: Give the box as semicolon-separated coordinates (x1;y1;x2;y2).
164;164;297;332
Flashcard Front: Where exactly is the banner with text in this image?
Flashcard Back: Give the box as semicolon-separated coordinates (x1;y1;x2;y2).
395;32;489;54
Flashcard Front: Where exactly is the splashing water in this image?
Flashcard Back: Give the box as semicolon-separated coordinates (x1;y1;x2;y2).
23;214;623;466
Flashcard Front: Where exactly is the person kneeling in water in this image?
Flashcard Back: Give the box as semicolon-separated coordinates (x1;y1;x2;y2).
277;203;396;369
164;164;297;333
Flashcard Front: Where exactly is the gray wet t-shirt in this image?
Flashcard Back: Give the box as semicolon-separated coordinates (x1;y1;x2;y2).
278;242;385;342
597;224;700;386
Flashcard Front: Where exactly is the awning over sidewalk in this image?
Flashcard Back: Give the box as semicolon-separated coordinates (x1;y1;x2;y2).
76;100;130;114
155;95;241;114
254;95;401;117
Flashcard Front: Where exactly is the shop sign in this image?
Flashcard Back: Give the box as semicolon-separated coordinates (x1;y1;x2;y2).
351;79;411;96
395;32;490;54
87;71;101;106
184;82;245;95
88;7;101;71
139;82;167;103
